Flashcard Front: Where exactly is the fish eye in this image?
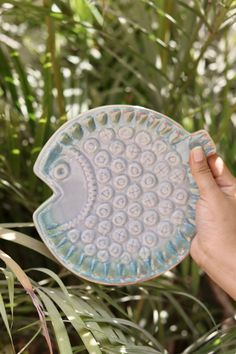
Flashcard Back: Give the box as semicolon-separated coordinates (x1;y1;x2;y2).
53;161;70;180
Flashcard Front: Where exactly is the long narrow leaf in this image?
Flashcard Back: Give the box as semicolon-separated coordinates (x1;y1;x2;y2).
0;249;53;354
1;268;14;327
0;228;57;263
42;287;103;354
0;290;15;352
37;289;73;354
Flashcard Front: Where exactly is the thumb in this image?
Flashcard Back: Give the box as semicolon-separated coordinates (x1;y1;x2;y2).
190;146;219;197
207;154;236;187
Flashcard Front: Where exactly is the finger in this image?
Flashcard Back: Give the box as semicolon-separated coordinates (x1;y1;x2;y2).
207;154;236;187
189;146;219;197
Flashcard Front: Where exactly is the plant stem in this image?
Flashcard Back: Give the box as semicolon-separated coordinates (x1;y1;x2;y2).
43;0;66;120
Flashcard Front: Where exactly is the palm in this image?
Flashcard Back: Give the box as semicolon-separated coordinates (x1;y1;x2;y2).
191;153;236;261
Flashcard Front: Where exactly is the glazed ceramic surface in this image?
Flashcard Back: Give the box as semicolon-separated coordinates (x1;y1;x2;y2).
33;105;216;285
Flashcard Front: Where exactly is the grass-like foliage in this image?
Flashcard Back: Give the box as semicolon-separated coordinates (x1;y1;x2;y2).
0;0;236;353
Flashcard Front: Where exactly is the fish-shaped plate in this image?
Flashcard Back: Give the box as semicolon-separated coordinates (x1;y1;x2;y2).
33;105;215;285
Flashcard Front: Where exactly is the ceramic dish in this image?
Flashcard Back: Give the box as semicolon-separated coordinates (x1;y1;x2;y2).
33;105;216;285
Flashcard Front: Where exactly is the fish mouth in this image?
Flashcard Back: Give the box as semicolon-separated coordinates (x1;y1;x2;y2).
33;147;97;235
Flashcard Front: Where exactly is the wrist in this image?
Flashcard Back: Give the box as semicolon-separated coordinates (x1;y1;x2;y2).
190;237;236;300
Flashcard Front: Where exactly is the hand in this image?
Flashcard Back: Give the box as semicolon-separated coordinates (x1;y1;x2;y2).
189;146;236;300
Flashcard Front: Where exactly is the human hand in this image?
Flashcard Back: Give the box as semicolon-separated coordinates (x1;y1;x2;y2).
189;147;236;300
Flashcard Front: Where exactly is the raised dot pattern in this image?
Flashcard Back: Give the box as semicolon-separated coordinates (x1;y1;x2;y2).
61;112;191;275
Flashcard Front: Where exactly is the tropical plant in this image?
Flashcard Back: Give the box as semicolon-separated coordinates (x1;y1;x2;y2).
0;0;236;353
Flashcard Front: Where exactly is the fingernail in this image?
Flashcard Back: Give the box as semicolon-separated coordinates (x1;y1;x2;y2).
192;146;204;162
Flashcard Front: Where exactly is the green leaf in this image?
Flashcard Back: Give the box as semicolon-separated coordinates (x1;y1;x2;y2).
164;292;198;336
10;51;36;126
0;47;19;111
0;249;53;354
0;290;15;352
1;268;15;327
70;0;103;25
37;289;73;354
55;288;126;345
42;287;103;354
0;228;57;263
87;316;166;352
191;260;200;295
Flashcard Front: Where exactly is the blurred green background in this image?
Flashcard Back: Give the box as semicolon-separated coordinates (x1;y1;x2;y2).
0;1;236;353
